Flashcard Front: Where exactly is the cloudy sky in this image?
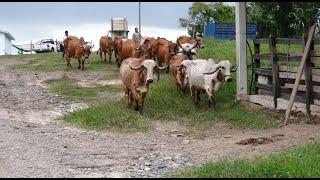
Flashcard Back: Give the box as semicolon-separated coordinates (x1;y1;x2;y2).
0;2;196;51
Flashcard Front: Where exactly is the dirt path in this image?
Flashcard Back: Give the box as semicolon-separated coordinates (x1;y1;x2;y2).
1;59;320;178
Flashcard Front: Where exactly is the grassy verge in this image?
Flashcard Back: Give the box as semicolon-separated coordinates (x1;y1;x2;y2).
169;140;320;178
7;51;119;72
43;75;121;106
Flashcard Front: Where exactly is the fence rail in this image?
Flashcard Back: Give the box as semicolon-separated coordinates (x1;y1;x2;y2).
253;35;320;116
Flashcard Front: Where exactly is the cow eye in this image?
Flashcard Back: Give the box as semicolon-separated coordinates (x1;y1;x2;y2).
221;66;226;69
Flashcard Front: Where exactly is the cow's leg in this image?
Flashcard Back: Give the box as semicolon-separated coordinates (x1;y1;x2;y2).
124;87;131;107
99;49;103;62
66;56;71;68
205;88;215;110
138;98;145;114
108;50;112;64
104;51;107;62
197;90;201;102
81;58;85;70
191;86;199;108
77;58;81;69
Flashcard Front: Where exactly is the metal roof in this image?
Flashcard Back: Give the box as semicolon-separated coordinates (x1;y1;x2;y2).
0;29;15;40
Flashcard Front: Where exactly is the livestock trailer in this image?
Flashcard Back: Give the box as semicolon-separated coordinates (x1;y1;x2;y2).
110;18;129;40
204;23;257;40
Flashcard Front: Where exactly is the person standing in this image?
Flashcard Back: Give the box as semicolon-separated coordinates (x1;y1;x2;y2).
62;30;68;58
132;27;141;42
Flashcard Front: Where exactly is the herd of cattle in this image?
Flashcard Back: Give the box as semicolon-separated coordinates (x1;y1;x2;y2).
62;35;237;113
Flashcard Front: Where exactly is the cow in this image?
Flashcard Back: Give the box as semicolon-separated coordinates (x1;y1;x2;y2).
119;58;168;113
64;36;94;70
169;53;189;93
143;37;159;60
176;35;200;60
156;38;179;73
113;36;123;67
176;39;198;60
97;36;114;64
179;59;237;109
62;35;78;59
117;38;153;67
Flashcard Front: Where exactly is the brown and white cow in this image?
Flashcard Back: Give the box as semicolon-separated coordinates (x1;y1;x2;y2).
120;58;168;113
97;36;114;63
169;53;188;93
64;36;93;70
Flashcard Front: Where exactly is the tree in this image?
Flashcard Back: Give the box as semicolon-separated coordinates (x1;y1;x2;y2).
179;2;235;36
180;2;320;38
250;2;320;37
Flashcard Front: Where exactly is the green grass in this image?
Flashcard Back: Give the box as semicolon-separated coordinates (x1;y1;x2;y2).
170;140;320;178
43;75;121;106
6;51;119;73
63;101;152;132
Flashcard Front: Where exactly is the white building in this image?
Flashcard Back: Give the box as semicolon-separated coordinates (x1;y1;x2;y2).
0;29;15;55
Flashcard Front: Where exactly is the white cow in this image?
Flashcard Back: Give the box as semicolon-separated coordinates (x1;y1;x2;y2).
180;58;237;109
175;58;216;92
176;41;198;60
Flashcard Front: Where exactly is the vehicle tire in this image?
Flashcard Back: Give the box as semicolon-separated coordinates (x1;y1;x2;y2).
51;47;54;52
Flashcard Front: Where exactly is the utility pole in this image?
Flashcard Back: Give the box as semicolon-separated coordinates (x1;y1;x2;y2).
139;2;141;37
235;2;248;101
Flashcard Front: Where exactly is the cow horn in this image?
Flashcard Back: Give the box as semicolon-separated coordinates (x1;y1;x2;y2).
190;41;198;50
176;39;184;51
157;64;169;70
129;64;144;70
203;66;221;75
231;65;238;72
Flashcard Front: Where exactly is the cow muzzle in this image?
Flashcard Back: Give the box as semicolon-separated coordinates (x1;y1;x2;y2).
146;79;153;84
225;76;232;82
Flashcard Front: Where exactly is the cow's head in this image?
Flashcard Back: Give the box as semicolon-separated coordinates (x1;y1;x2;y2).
134;38;152;59
203;60;237;82
79;40;94;59
176;39;198;60
129;59;168;85
168;41;178;55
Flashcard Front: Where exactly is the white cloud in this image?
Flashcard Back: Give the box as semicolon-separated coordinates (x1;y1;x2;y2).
13;23;188;51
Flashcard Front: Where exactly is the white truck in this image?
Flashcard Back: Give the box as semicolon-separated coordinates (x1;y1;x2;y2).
32;39;62;53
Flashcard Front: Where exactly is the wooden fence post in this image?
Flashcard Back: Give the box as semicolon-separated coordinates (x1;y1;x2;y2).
254;37;260;94
303;34;314;117
269;34;280;108
285;24;316;125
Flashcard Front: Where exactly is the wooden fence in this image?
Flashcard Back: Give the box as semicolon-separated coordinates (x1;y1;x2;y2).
253;35;320;116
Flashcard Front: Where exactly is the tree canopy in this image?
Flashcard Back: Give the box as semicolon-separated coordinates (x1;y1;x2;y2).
179;2;320;38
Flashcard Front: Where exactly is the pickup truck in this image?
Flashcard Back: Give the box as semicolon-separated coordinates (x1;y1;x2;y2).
32;39;62;53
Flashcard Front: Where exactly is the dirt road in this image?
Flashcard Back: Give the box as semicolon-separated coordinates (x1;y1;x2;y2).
1;59;320;178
